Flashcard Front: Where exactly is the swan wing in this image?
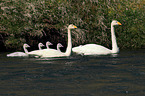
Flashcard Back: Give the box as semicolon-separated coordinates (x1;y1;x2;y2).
28;49;65;58
40;50;65;57
72;45;83;54
28;50;42;55
72;44;111;55
7;52;28;57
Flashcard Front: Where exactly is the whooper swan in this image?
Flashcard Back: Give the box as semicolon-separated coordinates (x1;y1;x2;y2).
7;44;30;57
72;20;122;55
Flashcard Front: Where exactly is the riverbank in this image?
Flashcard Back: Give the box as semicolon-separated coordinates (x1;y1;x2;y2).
0;0;145;52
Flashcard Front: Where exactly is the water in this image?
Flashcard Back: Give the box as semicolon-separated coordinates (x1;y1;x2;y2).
0;50;145;96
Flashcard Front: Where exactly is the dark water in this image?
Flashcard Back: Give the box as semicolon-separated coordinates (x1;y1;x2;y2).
0;50;145;96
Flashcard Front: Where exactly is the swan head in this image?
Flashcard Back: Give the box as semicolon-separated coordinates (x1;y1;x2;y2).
57;43;63;48
68;24;77;29
24;44;30;48
38;43;44;47
46;41;53;46
111;20;122;26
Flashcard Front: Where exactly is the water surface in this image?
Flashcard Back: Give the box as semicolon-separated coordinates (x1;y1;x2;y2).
0;50;145;96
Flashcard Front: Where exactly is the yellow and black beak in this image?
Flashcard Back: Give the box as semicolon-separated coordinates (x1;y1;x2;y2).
117;22;122;25
73;25;77;28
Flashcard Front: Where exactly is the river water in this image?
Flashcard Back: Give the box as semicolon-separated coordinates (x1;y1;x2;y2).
0;50;145;96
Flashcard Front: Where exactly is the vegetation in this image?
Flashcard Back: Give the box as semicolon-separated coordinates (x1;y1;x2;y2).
0;0;145;51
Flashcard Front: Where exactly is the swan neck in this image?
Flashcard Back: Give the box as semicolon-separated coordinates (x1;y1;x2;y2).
38;45;41;50
111;25;119;53
23;45;28;53
57;46;61;52
46;44;49;49
65;28;72;56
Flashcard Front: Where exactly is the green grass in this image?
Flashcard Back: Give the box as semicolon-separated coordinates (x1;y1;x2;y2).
0;0;145;51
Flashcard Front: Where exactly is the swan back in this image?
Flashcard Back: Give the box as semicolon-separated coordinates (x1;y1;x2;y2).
7;52;28;57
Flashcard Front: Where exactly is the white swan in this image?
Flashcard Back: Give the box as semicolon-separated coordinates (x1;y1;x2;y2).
7;44;30;57
28;24;77;58
72;20;122;55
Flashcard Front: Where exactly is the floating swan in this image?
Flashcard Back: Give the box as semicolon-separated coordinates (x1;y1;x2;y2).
28;24;77;58
7;44;30;57
72;20;122;55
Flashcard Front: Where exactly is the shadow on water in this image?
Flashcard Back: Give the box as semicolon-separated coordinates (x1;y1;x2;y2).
0;50;145;96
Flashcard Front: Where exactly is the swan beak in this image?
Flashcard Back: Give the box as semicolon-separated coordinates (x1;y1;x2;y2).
73;25;77;28
117;22;122;25
50;43;53;45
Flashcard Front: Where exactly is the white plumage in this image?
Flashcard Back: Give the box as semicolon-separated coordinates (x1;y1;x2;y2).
7;44;30;57
72;20;122;55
